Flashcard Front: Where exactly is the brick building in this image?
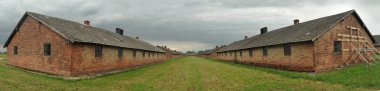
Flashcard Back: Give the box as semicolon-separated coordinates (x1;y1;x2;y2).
373;35;380;51
157;46;182;58
199;45;226;58
215;10;377;72
3;12;168;77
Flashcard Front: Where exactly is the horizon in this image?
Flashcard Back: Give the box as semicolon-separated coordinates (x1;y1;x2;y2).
1;0;380;53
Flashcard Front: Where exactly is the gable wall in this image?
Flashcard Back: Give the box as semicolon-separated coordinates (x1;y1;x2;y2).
6;16;73;76
314;14;374;72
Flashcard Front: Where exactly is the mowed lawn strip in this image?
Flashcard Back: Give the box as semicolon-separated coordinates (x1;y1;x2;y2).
0;54;6;59
207;58;380;89
0;56;377;91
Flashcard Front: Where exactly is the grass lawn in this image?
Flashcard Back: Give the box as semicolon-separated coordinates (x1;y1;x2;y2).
0;56;378;91
0;54;6;59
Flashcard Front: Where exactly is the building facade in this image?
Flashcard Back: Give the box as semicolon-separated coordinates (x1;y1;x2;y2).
4;12;167;76
215;10;377;72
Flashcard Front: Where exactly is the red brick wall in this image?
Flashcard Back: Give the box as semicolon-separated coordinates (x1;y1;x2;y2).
215;42;315;72
7;16;73;76
376;46;380;52
70;43;167;76
314;14;374;72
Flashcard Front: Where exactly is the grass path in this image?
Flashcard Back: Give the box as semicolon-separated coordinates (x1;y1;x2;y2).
0;56;377;91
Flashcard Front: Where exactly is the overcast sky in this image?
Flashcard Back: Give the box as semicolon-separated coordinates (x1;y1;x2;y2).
0;0;379;52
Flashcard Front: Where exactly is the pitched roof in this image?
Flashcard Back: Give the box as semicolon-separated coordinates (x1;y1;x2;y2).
202;46;226;55
4;12;165;52
157;46;182;55
218;10;375;52
374;35;380;47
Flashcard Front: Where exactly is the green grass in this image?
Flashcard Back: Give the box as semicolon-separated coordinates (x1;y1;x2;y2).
0;54;6;59
208;58;380;90
0;56;377;91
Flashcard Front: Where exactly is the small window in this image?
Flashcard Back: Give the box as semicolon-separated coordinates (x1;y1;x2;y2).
284;44;291;56
44;43;51;56
14;46;18;55
263;47;268;56
334;41;342;53
152;52;155;57
224;52;227;56
239;50;243;56
142;51;146;58
249;48;253;57
118;47;123;59
230;52;232;56
95;45;103;57
148;52;151;57
133;49;137;57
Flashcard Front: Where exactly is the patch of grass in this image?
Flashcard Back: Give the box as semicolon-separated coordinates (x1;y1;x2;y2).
0;57;376;91
207;58;380;90
316;63;380;89
0;54;6;59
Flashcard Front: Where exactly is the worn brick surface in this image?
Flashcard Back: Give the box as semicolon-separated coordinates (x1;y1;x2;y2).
314;14;374;72
215;42;314;72
7;16;72;76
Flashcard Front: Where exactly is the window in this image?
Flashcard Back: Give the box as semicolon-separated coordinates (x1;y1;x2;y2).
95;45;103;57
147;52;150;57
44;43;51;56
249;48;253;57
224;52;227;56
239;50;243;56
118;47;123;59
132;49;137;57
14;46;18;55
142;51;146;58
230;52;232;56
153;52;155;57
263;47;268;56
284;44;291;56
334;41;342;53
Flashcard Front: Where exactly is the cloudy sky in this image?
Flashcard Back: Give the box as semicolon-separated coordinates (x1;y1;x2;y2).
0;0;379;52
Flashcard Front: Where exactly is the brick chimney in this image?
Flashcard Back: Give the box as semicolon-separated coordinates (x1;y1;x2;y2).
115;28;124;35
244;36;248;39
260;27;268;35
216;46;219;48
84;20;90;26
294;19;299;25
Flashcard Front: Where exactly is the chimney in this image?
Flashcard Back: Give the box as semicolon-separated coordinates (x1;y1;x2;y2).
294;19;299;25
260;27;268;35
216;46;219;48
136;37;139;40
244;36;248;39
84;20;90;26
115;28;124;35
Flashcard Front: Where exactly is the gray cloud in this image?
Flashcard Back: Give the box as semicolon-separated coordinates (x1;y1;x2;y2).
0;0;379;52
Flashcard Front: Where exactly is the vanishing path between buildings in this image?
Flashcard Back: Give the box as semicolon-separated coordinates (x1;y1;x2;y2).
0;56;376;91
